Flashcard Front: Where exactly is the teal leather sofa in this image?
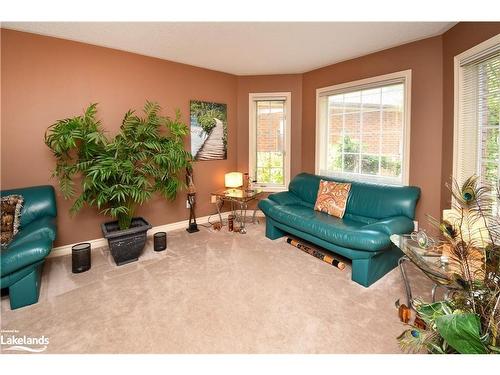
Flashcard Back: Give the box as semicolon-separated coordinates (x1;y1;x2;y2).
1;186;57;309
258;173;420;287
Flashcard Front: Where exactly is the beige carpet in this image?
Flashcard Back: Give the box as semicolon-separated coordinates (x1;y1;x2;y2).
1;220;434;354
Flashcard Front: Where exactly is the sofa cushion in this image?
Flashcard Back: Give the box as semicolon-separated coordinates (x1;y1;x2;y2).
1;194;24;247
268;191;310;207
266;203;391;251
289;173;420;220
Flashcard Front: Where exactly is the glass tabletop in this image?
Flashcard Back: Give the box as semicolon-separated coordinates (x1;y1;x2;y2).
390;234;442;258
390;234;460;288
212;188;263;202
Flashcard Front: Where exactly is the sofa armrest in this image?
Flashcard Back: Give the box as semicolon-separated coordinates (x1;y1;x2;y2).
1;238;53;277
9;216;57;248
258;198;278;216
362;216;414;236
267;191;306;206
1;185;57;227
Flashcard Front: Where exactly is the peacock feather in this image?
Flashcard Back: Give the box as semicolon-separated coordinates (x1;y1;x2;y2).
397;176;500;354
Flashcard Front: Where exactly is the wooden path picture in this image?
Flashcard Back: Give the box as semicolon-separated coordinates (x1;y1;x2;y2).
190;100;227;161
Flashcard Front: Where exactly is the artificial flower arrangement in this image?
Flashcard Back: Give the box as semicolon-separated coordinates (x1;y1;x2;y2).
398;176;499;354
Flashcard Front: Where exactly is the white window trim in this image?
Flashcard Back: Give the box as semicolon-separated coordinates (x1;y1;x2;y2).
315;70;412;186
249;92;292;192
452;33;500;184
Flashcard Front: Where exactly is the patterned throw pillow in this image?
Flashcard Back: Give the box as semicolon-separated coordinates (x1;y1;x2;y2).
1;194;24;247
314;180;351;218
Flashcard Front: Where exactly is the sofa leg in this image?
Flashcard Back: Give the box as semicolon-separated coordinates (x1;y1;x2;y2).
265;218;285;240
8;263;43;310
351;245;402;287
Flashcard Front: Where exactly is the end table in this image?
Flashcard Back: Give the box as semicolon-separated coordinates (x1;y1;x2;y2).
212;188;263;234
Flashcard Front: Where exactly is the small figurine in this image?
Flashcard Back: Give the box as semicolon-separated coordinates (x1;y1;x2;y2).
242;173;250;191
395;299;411;323
410;230;435;249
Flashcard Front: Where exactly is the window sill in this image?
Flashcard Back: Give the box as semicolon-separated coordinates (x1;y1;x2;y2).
254;186;288;193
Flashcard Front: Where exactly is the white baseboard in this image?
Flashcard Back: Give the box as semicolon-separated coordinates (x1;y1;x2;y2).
49;210;265;258
49;237;109;258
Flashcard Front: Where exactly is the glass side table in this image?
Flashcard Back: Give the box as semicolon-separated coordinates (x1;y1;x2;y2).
390;234;461;310
212;188;263;234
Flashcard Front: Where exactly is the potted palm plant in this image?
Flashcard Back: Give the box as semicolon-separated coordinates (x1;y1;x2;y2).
45;101;192;265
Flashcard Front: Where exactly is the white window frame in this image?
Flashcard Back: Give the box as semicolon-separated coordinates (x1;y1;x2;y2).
249;92;292;192
315;70;412;186
453;33;500;184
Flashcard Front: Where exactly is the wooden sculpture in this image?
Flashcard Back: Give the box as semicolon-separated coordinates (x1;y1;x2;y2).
186;166;199;233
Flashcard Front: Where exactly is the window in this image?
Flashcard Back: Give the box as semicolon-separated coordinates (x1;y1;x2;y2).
315;70;411;185
249;92;291;191
454;35;500;192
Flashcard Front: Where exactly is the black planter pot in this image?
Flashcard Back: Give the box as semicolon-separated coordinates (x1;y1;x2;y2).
101;217;152;266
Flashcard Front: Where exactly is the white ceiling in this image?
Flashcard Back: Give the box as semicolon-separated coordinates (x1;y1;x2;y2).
3;22;456;75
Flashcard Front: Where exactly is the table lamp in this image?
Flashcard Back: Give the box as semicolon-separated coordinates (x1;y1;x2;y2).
225;172;243;191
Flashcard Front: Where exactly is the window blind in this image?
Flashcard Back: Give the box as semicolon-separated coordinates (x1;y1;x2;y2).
456;47;500;187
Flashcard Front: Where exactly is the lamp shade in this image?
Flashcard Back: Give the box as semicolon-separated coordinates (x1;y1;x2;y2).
225;172;243;188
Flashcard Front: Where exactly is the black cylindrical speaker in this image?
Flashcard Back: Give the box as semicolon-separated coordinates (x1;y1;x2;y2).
72;243;91;273
154;232;167;252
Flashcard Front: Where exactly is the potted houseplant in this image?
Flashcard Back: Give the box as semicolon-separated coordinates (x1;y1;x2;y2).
398;177;499;353
45;101;192;265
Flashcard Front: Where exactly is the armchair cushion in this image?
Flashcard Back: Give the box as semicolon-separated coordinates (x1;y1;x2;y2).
0;186;57;227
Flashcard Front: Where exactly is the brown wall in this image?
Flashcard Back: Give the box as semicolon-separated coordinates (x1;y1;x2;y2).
1;29;238;246
302;36;444;228
236;75;303;177
3;24;499;246
440;23;500;210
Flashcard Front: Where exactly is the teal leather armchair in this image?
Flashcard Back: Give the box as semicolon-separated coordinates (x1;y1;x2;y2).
258;173;420;287
1;186;57;309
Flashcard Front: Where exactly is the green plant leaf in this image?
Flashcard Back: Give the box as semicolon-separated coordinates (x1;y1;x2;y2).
416;301;453;326
435;313;487;354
